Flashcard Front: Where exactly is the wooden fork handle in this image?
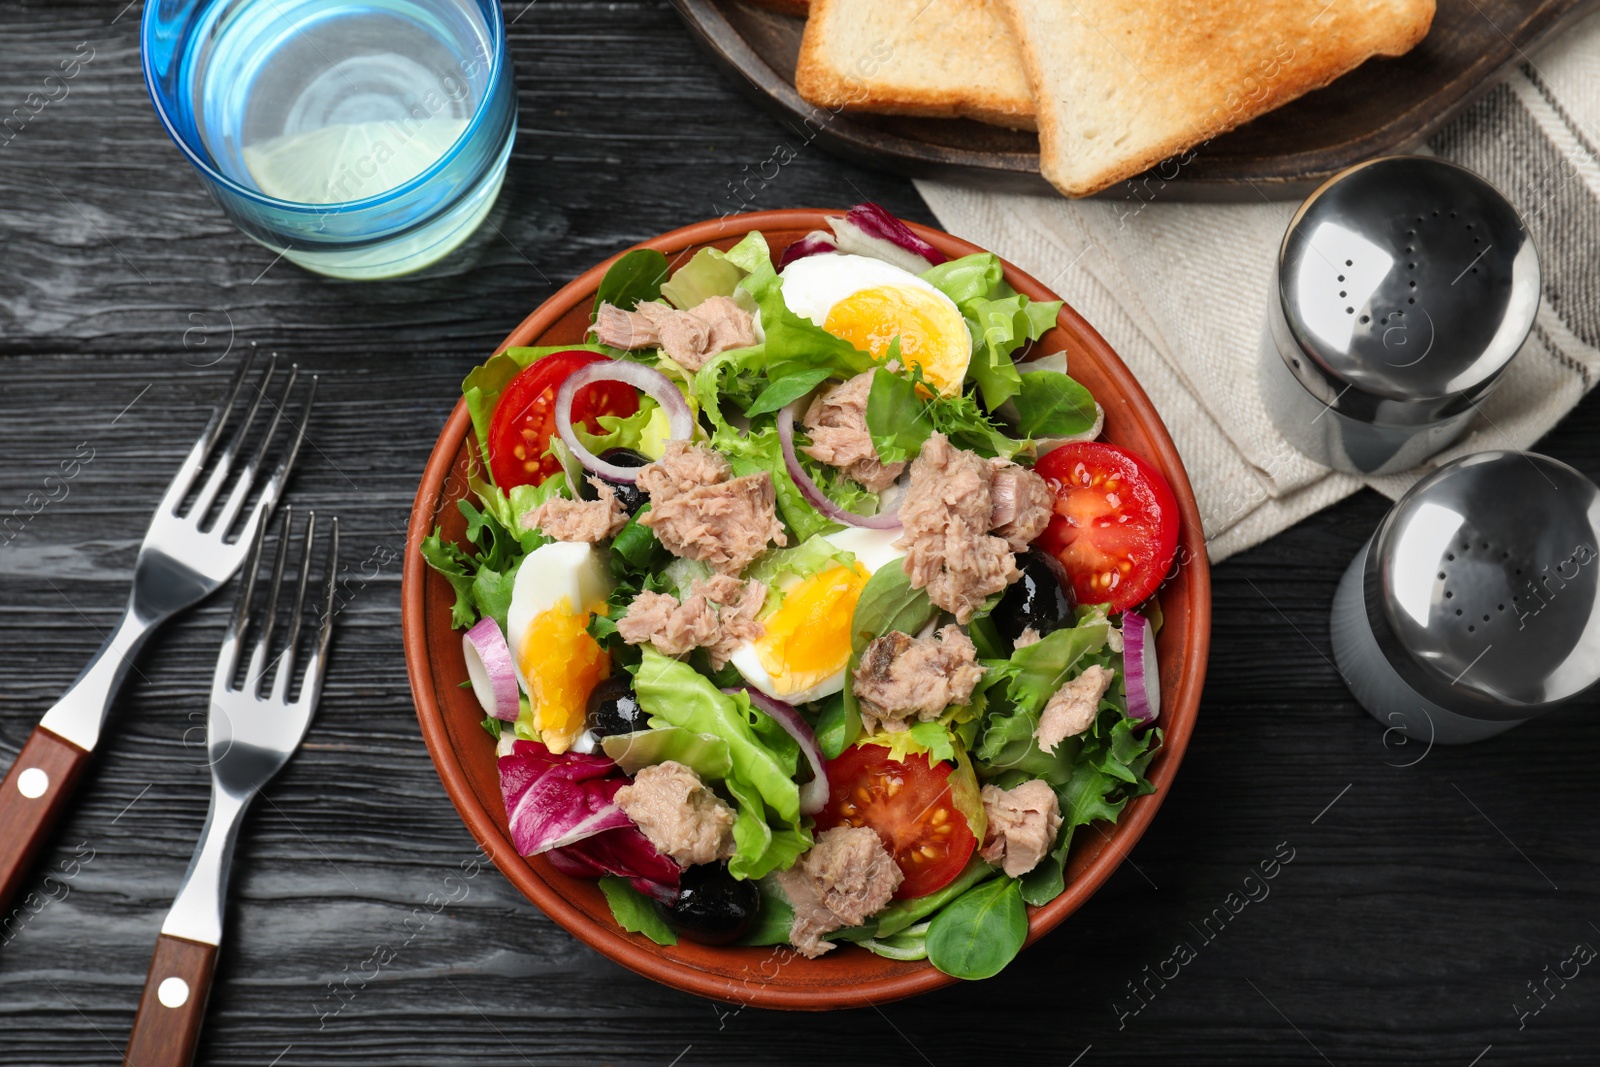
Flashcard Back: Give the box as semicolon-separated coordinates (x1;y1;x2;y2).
0;725;91;914
125;934;217;1067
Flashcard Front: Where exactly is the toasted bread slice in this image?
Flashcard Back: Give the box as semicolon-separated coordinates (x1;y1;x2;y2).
796;0;1036;131
1000;0;1435;196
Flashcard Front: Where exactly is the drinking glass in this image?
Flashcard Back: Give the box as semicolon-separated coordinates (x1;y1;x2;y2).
142;0;515;280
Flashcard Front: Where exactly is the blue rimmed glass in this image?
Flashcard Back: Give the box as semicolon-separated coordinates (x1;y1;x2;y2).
142;0;515;280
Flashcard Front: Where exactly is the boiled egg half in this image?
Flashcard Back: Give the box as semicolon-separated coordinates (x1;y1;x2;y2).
504;541;613;754
728;526;905;705
779;253;971;396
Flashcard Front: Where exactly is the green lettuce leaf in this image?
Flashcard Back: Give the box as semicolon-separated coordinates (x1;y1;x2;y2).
743;532;860;615
660;246;747;310
725;773;812;881
600;727;733;778
918;252;1064;411
633;648;801;826
1018;710;1161;906
745;268;875;383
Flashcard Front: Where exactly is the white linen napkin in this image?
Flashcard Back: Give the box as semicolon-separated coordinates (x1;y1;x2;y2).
915;11;1600;561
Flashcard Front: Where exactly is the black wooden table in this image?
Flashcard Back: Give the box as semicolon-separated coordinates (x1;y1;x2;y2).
2;2;1597;1064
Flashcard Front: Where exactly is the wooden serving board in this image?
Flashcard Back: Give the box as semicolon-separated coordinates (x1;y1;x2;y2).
671;0;1600;200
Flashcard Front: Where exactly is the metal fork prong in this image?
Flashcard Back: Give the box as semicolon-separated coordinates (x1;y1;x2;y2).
198;350;258;458
216;511;270;693
190;355;278;524
247;508;294;693
241;363;297;483
296;516;339;709
155;353;259;517
271;512;317;703
212;365;300;538
235;373;317;535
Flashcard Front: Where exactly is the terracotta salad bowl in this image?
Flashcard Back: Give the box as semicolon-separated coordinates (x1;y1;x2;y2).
401;208;1210;1009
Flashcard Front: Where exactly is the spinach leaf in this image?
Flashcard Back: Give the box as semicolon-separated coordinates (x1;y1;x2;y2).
925;876;1028;980
598;876;677;946
814;692;851;761
734;875;797;946
1011;369;1098;438
745;367;833;418
872;858;996;938
865;363;935;466
593;248;671;318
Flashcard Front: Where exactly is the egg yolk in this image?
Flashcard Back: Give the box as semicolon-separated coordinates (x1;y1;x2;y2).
755;564;870;696
822;285;970;395
519;597;609;754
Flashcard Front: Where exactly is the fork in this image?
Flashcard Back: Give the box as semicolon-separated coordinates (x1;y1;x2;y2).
0;354;313;914
124;508;337;1067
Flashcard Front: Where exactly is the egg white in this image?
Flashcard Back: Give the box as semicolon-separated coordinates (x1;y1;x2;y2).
778;253;964;334
728;526;906;705
504;541;611;694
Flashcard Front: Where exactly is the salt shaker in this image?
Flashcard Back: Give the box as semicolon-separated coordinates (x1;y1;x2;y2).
1259;156;1540;475
1330;451;1600;744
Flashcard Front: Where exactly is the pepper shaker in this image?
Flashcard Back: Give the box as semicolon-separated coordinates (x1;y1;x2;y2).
1259;156;1540;475
1330;451;1600;744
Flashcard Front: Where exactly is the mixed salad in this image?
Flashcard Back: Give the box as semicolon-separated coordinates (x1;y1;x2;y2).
423;204;1180;979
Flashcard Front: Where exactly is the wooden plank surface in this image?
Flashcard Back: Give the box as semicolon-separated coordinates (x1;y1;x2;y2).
1;1;1598;1064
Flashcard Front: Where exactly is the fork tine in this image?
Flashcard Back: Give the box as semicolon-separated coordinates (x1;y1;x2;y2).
295;516;339;709
157;352;259;517
191;356;279;524
247;508;293;693
200;350;258;457
215;509;270;693
213;364;301;538
271;512;317;703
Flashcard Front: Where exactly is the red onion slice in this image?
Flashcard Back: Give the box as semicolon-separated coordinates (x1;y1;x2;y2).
827;202;947;275
777;229;838;270
554;359;695;484
1122;610;1159;724
464;617;520;722
724;687;829;815
777;401;901;530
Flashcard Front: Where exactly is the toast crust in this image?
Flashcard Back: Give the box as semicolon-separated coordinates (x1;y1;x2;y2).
795;0;1037;130
999;0;1436;196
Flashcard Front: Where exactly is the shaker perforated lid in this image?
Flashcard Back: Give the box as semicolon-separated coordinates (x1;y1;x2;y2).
1363;451;1600;720
1275;156;1540;426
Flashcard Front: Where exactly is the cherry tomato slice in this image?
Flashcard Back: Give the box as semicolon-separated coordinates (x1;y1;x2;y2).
1033;441;1179;614
813;744;976;900
487;351;640;490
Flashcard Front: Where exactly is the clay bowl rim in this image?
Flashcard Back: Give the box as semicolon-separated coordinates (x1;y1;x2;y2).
402;208;1211;1010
